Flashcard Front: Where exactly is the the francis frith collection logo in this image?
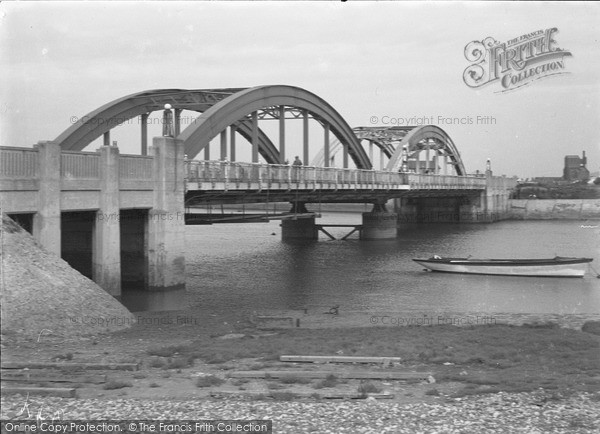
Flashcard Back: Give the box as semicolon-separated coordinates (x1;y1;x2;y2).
463;28;572;93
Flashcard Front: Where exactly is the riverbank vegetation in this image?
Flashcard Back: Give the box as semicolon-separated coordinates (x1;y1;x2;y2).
140;321;600;396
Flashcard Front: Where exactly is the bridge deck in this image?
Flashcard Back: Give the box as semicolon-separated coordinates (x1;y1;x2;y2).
0;146;491;213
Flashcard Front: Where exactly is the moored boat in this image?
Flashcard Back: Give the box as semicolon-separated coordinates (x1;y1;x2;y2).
412;256;593;278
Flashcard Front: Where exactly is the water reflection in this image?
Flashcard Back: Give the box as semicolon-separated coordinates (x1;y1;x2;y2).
121;288;188;312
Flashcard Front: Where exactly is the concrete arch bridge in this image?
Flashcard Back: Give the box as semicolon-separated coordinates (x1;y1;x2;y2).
0;85;516;297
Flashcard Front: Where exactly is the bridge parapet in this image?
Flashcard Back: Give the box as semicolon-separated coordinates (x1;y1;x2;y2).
61;151;100;179
0;146;39;179
0;146;157;191
406;173;487;190
119;155;154;180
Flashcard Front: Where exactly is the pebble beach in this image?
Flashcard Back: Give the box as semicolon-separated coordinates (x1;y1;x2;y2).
2;391;599;433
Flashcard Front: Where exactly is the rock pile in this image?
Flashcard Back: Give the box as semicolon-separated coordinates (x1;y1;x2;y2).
0;214;134;341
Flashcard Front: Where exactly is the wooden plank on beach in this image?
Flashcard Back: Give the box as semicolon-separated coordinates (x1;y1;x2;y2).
0;386;77;398
1;362;139;371
210;390;395;400
320;393;394;400
229;370;432;380
0;373;107;384
280;355;403;364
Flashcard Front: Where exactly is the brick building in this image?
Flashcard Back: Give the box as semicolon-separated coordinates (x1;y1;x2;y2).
563;151;589;181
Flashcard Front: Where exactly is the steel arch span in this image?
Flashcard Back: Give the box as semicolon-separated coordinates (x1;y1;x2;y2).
178;85;371;168
311;127;399;167
55;88;242;150
54;85;372;168
383;125;466;175
311;125;466;175
53;88;284;163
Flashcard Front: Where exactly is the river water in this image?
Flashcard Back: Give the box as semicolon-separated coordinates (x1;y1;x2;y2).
123;215;600;315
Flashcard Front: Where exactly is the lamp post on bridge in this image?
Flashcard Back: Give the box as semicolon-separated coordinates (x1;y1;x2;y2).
162;104;174;138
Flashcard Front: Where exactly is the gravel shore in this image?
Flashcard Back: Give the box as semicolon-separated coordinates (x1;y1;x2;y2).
2;391;599;433
1;215;134;340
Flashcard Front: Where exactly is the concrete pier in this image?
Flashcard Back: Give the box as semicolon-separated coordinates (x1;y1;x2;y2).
360;204;398;240
32;141;61;256
281;202;318;240
281;217;318;240
92;144;121;296
146;136;186;291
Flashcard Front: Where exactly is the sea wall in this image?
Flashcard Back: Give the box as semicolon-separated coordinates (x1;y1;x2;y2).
508;199;600;220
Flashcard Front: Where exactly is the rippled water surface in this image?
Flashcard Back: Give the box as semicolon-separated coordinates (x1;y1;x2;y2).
130;216;600;314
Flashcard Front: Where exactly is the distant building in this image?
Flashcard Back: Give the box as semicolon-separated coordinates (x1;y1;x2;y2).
563;151;589;181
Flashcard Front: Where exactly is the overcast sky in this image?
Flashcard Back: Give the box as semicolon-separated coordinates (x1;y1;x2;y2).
1;1;599;177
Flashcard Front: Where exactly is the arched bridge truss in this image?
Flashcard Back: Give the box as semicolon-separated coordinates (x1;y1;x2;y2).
54;86;466;174
312;126;466;176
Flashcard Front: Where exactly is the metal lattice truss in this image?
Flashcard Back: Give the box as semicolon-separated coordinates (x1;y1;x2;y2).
312;125;466;175
250;106;318;121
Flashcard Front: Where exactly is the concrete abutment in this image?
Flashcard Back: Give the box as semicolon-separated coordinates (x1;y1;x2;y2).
28;137;186;298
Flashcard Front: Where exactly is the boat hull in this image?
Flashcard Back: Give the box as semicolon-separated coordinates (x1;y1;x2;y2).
413;258;592;278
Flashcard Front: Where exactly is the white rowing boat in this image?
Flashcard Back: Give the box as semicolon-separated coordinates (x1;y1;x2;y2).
412;256;593;278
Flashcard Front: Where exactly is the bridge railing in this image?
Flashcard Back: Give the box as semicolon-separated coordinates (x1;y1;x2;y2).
119;154;154;180
185;160;486;189
407;173;487;189
185;160;410;186
0;146;39;178
61;151;100;179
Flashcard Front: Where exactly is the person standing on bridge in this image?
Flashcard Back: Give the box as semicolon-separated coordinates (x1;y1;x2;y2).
292;156;303;182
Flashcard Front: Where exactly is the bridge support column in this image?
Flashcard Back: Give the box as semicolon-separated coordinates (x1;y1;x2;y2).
147;136;186;291
92;144;121;296
360;203;398;240
281;203;318;241
32;141;61;256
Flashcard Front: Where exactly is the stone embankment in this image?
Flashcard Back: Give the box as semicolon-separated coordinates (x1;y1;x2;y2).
508;199;600;220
